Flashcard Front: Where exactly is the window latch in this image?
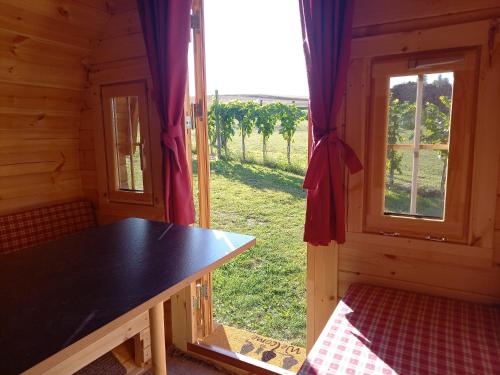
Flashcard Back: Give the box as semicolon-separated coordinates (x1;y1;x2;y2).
185;115;193;130
425;235;447;242
379;231;400;237
192;100;203;119
191;12;201;31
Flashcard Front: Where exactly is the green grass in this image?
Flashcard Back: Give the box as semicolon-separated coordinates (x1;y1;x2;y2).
193;160;307;347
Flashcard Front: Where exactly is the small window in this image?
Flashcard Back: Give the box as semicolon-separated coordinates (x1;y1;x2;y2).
365;51;477;242
101;82;153;205
384;72;453;220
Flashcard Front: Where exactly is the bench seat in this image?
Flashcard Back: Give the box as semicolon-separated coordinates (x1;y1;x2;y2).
299;284;500;375
0;200;96;254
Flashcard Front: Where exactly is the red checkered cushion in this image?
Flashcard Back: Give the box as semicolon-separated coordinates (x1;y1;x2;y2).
0;201;96;254
299;284;500;375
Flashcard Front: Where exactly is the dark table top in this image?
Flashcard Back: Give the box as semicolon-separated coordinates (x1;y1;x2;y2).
0;218;255;375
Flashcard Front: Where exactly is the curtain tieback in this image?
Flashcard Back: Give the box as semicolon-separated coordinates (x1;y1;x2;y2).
161;130;182;172
303;131;362;190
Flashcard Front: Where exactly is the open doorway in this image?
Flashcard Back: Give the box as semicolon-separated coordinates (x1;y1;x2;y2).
188;0;309;372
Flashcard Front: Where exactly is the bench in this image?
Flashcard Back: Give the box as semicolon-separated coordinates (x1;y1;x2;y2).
0;200;96;254
0;201;151;372
298;284;500;375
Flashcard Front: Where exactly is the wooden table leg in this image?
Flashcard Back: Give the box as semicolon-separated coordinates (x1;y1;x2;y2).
149;302;167;375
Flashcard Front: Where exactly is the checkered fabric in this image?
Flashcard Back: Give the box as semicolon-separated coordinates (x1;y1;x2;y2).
299;284;500;375
0;201;96;254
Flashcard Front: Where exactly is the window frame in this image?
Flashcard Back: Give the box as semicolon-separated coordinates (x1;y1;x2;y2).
364;49;478;243
101;81;154;205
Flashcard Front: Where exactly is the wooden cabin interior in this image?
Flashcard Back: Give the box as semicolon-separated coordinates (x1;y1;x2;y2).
0;0;499;374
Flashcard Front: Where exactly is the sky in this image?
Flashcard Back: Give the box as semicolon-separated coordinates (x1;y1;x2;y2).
389;73;454;87
190;0;308;98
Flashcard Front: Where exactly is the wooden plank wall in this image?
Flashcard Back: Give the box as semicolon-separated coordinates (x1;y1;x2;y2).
0;0;109;215
308;1;500;347
80;0;164;224
495;156;500;267
340;0;500;304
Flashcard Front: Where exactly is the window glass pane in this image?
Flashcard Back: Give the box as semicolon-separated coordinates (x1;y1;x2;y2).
388;75;417;144
384;149;412;215
416;150;447;218
384;72;453;219
111;96;144;192
421;73;453;145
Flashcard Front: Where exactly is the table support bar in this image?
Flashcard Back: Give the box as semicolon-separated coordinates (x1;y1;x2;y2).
149;302;167;375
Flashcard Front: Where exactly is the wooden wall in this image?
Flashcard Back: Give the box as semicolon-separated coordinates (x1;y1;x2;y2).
0;0;109;214
80;0;164;224
308;2;500;349
341;1;500;303
495;156;500;269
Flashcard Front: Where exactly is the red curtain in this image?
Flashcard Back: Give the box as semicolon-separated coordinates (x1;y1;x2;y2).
299;0;362;245
137;0;195;225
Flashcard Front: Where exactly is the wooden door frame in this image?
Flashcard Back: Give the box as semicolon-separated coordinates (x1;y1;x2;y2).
175;0;334;357
171;0;212;351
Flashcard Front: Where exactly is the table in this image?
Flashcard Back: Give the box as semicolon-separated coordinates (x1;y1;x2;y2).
0;218;255;375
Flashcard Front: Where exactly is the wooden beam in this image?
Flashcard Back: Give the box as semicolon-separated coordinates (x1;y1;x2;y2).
149;303;167;375
338;270;500;304
344;232;493;269
0;29;87;68
23;312;149;375
192;0;210;229
89;33;146;65
0;56;86;90
346;58;369;233
0;2;94;51
339;246;500;297
351;20;490;58
353;0;500;28
0;82;82;112
106;0;137;15
468;38;500;248
187;342;293;375
100;9;142;39
171;285;197;352
306;243;338;351
353;7;500;38
0;0;109;37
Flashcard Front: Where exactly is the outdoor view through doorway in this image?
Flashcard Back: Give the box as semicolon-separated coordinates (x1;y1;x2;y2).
188;0;309;372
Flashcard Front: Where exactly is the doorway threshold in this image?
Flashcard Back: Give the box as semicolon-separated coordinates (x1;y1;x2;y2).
190;324;305;374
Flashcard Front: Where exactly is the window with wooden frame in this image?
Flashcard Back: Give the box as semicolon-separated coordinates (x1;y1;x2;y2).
365;49;478;243
101;81;153;205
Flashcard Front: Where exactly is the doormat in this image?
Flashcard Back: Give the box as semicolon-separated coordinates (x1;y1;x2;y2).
75;352;126;375
201;325;305;372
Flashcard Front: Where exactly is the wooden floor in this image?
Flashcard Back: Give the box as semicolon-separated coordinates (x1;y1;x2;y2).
77;341;231;375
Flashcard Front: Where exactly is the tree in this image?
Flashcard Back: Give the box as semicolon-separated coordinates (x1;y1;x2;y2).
275;103;307;164
207;100;217;155
229;100;257;161
421;96;451;192
387;96;415;188
254;103;279;162
207;99;235;158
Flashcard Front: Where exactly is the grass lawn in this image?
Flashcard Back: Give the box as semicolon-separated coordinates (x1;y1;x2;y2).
193;159;307;347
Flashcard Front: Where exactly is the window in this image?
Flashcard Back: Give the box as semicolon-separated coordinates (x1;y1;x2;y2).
384;72;453;219
101;82;153;205
365;50;478;242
